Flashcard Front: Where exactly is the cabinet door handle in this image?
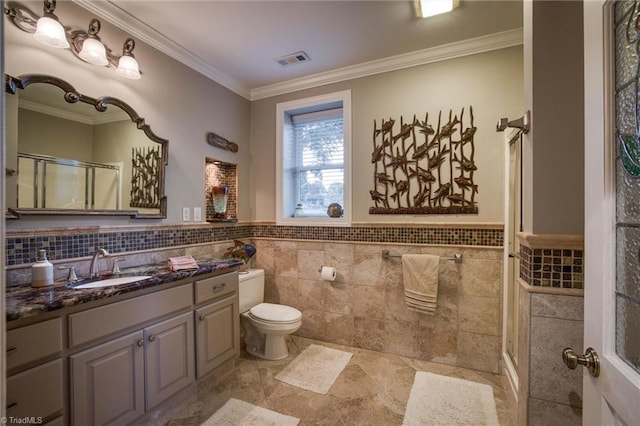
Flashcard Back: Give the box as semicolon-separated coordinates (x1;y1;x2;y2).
137;339;145;347
199;314;206;322
6;347;17;354
212;283;227;292
148;334;156;342
7;402;17;410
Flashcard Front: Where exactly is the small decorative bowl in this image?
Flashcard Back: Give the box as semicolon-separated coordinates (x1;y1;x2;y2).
327;203;344;218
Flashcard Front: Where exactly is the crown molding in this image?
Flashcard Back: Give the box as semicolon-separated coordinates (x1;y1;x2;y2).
72;0;521;102
250;28;523;100
71;0;252;100
19;99;128;125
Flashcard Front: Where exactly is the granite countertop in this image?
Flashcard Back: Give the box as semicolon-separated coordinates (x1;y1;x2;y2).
6;259;244;322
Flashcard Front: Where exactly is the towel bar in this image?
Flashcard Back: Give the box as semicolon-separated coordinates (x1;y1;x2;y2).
381;250;463;264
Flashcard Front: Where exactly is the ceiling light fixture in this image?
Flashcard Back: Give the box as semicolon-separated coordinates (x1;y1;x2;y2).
417;0;459;18
4;1;142;79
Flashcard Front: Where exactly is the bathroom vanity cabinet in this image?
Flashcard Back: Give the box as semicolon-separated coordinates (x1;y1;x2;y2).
69;284;195;425
6;268;239;426
6;318;64;424
194;274;240;378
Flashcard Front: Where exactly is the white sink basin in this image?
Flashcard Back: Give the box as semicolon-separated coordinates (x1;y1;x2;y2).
72;275;152;289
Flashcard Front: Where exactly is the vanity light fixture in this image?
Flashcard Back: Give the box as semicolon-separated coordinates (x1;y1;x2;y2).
116;39;141;80
32;0;69;48
4;1;142;79
417;0;459;18
77;19;109;66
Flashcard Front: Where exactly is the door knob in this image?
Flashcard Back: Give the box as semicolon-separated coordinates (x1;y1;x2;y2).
562;347;600;377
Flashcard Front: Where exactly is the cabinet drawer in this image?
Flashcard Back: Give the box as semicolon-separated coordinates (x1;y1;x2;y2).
194;272;238;304
69;283;192;348
7;359;63;420
7;318;62;370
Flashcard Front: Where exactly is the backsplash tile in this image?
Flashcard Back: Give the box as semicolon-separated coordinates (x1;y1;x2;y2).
6;225;252;266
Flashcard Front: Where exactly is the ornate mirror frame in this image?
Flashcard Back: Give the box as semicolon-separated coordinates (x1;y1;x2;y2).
5;73;168;219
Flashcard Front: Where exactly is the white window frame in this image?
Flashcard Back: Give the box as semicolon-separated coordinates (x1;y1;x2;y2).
276;90;352;226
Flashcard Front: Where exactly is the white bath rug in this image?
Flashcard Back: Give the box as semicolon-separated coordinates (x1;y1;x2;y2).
275;344;353;394
402;372;499;426
201;398;299;426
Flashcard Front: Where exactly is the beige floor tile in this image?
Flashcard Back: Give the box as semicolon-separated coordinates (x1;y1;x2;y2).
168;336;514;425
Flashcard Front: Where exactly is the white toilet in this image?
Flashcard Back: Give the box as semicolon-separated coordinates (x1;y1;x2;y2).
239;269;302;360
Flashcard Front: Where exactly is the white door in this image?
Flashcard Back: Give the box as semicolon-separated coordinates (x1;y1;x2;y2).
583;2;640;425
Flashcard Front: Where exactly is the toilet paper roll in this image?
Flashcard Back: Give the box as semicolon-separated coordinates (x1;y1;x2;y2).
320;266;337;281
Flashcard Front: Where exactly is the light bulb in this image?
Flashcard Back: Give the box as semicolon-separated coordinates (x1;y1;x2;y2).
33;16;69;48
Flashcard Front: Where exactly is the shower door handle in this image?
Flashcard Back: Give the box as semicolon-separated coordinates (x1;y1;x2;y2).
508;252;522;260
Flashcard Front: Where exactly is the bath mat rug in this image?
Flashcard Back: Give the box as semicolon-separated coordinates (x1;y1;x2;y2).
275;344;353;394
402;372;499;426
201;398;299;426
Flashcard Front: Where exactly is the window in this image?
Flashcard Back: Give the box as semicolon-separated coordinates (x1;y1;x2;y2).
276;90;351;226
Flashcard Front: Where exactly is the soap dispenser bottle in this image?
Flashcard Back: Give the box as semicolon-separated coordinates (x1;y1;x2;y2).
32;249;54;288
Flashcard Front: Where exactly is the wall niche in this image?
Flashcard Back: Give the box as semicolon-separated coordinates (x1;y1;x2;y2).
205;158;237;222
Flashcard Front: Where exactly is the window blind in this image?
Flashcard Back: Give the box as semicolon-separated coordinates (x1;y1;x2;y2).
291;110;344;215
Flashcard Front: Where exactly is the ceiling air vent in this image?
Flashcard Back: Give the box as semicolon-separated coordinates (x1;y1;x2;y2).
275;51;311;67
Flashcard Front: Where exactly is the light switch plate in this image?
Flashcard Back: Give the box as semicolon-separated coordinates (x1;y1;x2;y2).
182;207;190;221
193;207;202;222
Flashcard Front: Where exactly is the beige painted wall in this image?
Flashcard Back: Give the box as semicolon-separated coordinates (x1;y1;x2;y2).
18;109;94;161
251;46;524;224
93;120;157;210
522;1;584;235
4;0;251;228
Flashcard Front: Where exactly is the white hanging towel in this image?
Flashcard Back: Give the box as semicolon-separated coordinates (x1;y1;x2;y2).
402;254;440;315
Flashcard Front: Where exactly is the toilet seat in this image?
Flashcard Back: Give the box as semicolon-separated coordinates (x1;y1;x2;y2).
249;303;302;324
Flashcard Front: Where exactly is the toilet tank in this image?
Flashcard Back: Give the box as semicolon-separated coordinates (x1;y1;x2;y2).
238;269;265;313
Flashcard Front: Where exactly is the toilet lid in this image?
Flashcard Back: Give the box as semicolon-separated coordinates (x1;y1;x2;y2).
249;303;302;323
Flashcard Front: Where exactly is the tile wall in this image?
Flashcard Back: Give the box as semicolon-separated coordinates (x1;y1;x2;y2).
253;239;504;374
516;233;584;426
6;222;505;375
5;224;252;267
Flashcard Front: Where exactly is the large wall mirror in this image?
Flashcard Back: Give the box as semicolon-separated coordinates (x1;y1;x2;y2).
5;74;168;218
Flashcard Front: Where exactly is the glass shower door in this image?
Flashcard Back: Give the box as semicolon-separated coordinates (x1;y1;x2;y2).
506;132;523;365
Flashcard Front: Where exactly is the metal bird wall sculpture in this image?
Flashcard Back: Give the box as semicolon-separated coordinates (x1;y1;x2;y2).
130;146;161;209
369;107;479;215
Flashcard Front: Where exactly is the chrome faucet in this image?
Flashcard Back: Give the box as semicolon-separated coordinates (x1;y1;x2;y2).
89;248;110;278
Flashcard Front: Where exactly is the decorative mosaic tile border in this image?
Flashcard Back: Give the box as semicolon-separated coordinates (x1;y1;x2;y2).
252;224;503;246
6;225;252;266
6;223;503;266
518;234;584;290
